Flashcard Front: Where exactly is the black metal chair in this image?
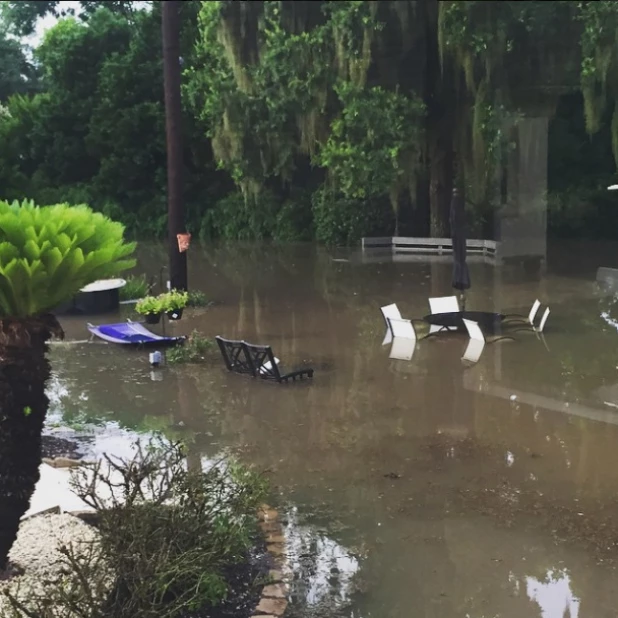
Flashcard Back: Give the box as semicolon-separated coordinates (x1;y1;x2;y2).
243;342;314;384
215;336;256;377
215;336;314;384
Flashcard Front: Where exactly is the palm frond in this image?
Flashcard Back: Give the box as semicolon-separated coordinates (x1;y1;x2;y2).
0;200;136;317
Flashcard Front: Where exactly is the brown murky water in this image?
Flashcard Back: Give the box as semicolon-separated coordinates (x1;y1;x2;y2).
49;242;618;618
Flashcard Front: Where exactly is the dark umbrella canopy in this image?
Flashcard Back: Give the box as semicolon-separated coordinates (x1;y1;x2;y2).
450;188;470;293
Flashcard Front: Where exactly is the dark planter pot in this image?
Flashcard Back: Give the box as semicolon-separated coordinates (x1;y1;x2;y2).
144;312;161;325
167;309;183;321
75;287;120;315
55;278;126;316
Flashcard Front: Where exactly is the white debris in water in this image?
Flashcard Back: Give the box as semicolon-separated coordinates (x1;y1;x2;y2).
510;395;517;401
0;513;109;617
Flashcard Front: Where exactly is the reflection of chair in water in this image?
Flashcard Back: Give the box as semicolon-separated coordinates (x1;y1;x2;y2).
216;336;314;384
461;319;485;365
428;296;459;333
387;317;417;361
461;318;514;365
389;337;416;361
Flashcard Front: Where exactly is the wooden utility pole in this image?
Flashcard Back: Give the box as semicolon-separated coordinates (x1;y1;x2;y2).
162;0;187;291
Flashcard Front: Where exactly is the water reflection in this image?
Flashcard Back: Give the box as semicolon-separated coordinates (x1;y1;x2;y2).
285;507;360;611
44;242;618;618
526;570;580;618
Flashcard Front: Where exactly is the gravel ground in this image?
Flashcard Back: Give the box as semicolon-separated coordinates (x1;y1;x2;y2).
41;435;87;460
0;513;107;617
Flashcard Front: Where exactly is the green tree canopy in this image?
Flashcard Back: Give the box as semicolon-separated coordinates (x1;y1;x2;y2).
1;1;618;244
0;0;144;36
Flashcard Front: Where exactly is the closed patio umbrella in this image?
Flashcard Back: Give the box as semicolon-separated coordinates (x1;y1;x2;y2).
450;188;470;309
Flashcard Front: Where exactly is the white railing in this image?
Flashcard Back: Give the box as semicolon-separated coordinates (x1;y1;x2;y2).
362;237;499;257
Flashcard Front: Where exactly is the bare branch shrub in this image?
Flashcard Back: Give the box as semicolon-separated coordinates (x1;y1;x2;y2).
3;437;267;618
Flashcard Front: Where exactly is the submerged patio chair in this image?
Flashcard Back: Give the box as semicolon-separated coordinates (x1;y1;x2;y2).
387;317;417;341
216;336;256;377
461;318;513;361
216;336;313;384
243;342;314;384
380;304;424;345
510;307;550;335
428;295;460;333
429;295;460;314
380;303;403;346
503;299;541;326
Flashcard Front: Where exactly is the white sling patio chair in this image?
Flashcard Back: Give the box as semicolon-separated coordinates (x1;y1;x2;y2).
510;306;550;335
428;295;460;333
380;303;427;345
462;316;514;361
503;299;541;326
429;295;459;314
538;307;550;332
380;303;402;346
387;317;417;340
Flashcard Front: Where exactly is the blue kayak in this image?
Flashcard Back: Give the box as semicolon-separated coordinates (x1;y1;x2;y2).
87;321;185;346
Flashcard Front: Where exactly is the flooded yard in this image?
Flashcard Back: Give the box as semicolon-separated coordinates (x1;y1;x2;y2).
48;241;618;618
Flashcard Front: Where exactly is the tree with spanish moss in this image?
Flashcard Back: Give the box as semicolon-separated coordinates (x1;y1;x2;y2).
187;0;618;240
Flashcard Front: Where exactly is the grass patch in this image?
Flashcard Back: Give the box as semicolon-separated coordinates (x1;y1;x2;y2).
167;331;214;364
120;275;151;301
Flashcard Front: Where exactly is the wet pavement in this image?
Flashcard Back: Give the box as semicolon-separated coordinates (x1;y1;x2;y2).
46;241;618;618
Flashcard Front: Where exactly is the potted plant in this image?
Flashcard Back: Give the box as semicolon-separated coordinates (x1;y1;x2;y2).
135;295;162;324
160;289;189;321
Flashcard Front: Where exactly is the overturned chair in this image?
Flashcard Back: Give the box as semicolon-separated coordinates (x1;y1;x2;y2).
216;336;314;384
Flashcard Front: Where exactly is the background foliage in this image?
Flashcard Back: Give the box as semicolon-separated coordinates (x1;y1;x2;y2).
0;1;618;243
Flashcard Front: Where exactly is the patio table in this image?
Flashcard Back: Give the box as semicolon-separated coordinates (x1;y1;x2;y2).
423;311;505;334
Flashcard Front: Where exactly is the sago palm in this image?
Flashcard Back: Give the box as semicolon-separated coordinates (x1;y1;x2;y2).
0;200;135;575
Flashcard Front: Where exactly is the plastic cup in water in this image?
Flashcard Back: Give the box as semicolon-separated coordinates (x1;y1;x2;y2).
149;351;162;366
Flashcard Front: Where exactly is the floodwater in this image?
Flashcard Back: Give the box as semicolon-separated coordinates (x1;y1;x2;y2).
47;241;618;618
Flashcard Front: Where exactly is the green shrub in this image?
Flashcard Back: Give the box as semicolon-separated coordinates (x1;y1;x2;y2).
135;294;161;316
136;290;188;316
200;190;279;241
547;183;618;238
119;274;151;301
0;200;135;317
187;290;208;307
272;189;314;242
159;290;188;313
167;330;214;364
3;439;267;618
312;187;394;246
